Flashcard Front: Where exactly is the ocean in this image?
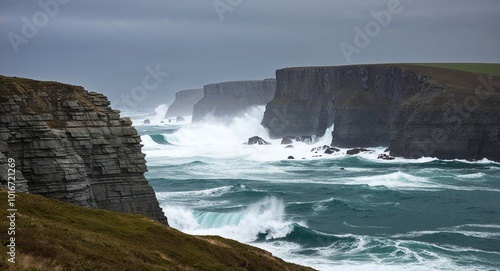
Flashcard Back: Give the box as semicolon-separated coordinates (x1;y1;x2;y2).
129;106;500;271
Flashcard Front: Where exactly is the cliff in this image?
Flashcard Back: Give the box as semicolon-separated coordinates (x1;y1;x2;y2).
192;79;276;122
0;191;313;271
262;64;500;161
0;76;168;224
164;88;203;118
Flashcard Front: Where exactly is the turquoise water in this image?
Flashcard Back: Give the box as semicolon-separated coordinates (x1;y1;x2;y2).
133;108;500;271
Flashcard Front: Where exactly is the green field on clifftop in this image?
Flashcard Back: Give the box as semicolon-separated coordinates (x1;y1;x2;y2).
0;191;313;271
416;63;500;76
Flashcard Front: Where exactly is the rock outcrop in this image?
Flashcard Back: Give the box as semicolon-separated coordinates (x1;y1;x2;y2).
0;76;168;225
262;64;500;161
192;79;276;122
164;88;203;118
247;136;271;145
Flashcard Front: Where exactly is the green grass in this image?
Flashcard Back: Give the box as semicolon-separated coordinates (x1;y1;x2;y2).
0;191;315;271
414;63;500;76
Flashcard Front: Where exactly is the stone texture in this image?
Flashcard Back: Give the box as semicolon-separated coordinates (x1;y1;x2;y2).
261;64;500;162
0;76;168;225
164;88;203;118
262;65;438;144
192;79;276;122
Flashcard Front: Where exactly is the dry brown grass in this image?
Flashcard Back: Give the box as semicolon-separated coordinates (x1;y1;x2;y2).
0;191;315;271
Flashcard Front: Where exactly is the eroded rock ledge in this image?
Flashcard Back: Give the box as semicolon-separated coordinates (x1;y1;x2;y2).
0;76;168;225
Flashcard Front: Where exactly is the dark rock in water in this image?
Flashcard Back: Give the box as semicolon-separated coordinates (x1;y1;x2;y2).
340;167;345;170
311;145;330;152
281;137;294;145
143;119;150;124
176;116;185;122
378;153;395;160
160;121;164;123
247;136;271;145
168;119;172;123
287;156;295;160
324;147;340;154
285;145;294;149
346;148;372;155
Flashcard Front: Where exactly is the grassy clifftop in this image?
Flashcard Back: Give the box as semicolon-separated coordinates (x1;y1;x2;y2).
0;191;314;271
414;63;500;76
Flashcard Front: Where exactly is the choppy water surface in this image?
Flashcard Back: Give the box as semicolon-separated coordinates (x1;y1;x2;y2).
132;107;500;271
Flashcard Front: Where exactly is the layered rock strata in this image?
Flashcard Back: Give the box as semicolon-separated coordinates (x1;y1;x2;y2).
192;79;276;122
164;88;203;118
262;64;500;161
0;76;168;224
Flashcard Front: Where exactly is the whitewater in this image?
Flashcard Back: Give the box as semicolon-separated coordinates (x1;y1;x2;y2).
129;105;500;271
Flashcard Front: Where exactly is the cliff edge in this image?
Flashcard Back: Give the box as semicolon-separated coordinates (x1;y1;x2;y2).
164;88;203;118
0;191;314;271
0;76;168;224
192;79;276;122
262;64;500;162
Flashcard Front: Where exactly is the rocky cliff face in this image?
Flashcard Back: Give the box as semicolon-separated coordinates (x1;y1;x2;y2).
389;66;500;161
0;76;168;224
262;64;500;161
164;88;203;118
192;79;276;122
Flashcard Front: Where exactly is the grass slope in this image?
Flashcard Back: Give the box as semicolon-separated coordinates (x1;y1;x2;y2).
0;191;314;271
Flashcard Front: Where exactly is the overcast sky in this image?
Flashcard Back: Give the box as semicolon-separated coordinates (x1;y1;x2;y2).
1;0;499;110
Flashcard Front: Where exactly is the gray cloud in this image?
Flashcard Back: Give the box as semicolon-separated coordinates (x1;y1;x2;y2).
1;0;499;110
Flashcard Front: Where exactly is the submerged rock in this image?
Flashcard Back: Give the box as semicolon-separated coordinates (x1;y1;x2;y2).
311;145;330;152
247;136;271;145
176;116;185;122
143;119;150;124
378;153;395;160
346;148;372;155
287;156;295;160
285;145;294;148
281;137;294;145
324;147;340;154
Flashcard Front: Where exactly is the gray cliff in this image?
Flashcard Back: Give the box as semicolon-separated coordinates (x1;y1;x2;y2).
261;64;500;162
164;88;203;118
192;79;276;122
0;76;168;225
